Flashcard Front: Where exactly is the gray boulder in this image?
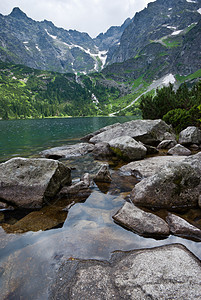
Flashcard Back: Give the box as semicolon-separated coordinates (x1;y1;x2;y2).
58;180;91;203
40;143;94;159
179;126;201;145
157;139;177;149
113;202;169;238
89;119;175;145
93;164;112;183
166;213;201;241
131;154;201;209
109;136;147;161
92;142;113;160
0;158;71;208
167;144;191;156
81;123;121;142
50;244;201;300
120;155;186;178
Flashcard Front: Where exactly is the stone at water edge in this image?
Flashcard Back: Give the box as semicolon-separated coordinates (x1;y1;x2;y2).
109;136;147;161
40;143;95;159
93;164;112;183
166;213;201;241
0;157;71;209
50;244;201;300
167;144;191;156
179;126;201;145
89;119;176;145
120;155;186;178
92;142;114;160
113;202;170;238
131;156;201;209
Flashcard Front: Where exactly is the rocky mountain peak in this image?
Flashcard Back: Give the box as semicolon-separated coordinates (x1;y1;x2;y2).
9;7;28;19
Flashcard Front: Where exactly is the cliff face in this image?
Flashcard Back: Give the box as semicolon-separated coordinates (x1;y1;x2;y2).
109;0;201;64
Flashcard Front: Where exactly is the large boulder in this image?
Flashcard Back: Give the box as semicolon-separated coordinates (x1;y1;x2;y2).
179;126;201;145
89;119;175;145
166;213;201;241
50;244;201;300
0;158;71;208
92;142;113;160
109;136;147;161
113;202;169;238
131;153;201;209
40;143;94;159
167;144;191;156
81;123;121;142
120;155;186;178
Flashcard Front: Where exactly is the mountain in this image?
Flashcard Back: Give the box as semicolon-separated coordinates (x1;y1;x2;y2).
0;7;130;74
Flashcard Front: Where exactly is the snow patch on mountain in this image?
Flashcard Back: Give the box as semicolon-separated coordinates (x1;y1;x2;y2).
35;45;41;52
197;8;201;14
171;30;183;35
186;0;197;3
162;74;176;85
45;29;57;40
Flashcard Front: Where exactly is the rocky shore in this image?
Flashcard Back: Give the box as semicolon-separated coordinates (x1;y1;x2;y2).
0;119;201;298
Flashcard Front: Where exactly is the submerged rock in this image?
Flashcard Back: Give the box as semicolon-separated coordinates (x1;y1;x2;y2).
50;244;201;300
40;143;95;159
0;158;71;209
166;213;201;241
109;136;147;161
179;126;201;145
131;153;201;209
89;119;175;145
167;144;191;156
113;202;169;239
93;164;112;183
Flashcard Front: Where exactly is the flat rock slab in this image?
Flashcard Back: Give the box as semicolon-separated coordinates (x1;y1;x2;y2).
89;119;175;145
120;155;186;178
113;202;169;238
50;244;201;300
0;157;71;208
40;143;95;159
166;213;201;241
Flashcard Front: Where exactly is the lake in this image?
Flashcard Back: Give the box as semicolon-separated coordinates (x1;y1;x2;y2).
0;116;201;299
0;116;137;162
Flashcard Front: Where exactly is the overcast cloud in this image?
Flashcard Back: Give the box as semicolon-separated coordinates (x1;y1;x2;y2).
0;0;155;37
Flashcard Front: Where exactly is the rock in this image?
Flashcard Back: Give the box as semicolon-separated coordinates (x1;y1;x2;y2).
40;143;95;159
120;155;186;178
167;144;191;156
0;213;4;223
0;158;71;209
93;164;112;183
58;181;91;202
81;123;121;142
189;144;200;151
50;244;201;300
109;136;147;161
166;213;201;241
131;156;201;209
92;142;113;160
0;201;14;211
179;126;201;145
143;144;159;155
113;202;169;239
89;119;175;146
157;139;177;149
81;173;91;187
2;205;68;233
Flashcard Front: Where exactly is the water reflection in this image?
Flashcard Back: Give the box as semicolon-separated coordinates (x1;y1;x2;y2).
0;190;200;299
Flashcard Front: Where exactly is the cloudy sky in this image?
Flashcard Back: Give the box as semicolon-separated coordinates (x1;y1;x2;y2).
0;0;155;37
